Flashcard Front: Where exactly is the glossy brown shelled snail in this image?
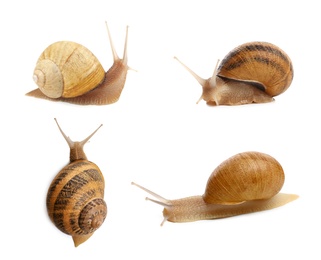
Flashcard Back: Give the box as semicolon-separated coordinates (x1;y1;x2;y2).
132;151;298;225
46;119;107;247
27;22;131;105
175;42;294;106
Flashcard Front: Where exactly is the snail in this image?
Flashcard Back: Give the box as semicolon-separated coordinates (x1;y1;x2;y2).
132;152;298;225
46;118;107;247
26;22;130;105
174;41;293;106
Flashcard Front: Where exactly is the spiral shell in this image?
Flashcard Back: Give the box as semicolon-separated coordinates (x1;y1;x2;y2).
217;41;293;97
33;41;105;99
46;160;107;237
27;23;130;106
203;152;285;204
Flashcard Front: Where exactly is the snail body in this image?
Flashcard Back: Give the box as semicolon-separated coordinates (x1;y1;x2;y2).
47;119;107;247
175;42;293;106
132;152;298;225
27;23;130;105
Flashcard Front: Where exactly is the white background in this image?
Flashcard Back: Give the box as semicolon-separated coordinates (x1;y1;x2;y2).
1;0;319;259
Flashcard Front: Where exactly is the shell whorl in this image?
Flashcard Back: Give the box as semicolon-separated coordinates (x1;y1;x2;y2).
217;42;293;97
46;160;107;236
33;41;105;98
203;152;285;205
33;59;63;98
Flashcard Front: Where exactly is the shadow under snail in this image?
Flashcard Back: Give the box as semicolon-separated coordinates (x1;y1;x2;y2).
175;41;294;106
26;22;131;105
132;151;298;225
46;119;107;247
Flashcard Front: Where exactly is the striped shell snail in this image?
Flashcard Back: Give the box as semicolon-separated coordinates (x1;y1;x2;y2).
26;23;130;105
132;151;298;225
175;41;294;106
46;118;106;247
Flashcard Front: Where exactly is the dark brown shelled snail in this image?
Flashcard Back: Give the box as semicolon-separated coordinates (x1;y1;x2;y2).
46;119;107;246
175;42;293;106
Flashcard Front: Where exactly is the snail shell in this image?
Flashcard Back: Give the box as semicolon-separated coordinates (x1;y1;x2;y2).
217;42;293;97
132;152;298;225
33;41;105;99
202;152;285;204
26;23;130;105
175;41;294;106
46;119;107;247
